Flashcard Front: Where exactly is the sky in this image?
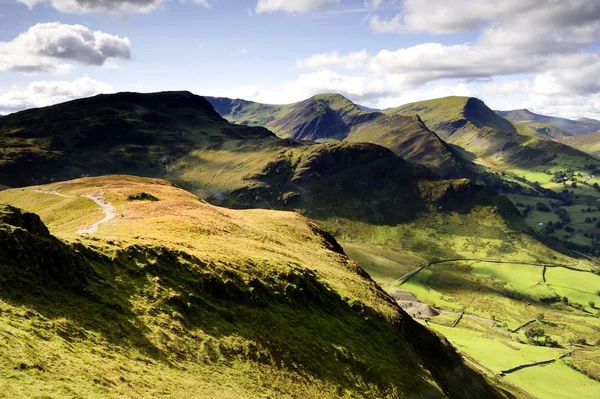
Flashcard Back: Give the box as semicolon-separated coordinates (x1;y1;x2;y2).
2;0;600;119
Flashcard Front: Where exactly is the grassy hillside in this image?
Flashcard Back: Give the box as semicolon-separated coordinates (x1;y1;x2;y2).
498;109;600;138
564;130;600;157
206;94;470;178
388;97;594;169
0;91;278;187
0;176;506;398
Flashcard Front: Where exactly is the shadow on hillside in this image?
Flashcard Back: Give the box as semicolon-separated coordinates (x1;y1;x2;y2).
0;229;172;364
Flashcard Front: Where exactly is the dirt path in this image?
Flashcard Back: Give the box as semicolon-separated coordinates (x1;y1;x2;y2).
76;194;116;235
32;189;75;198
31;190;115;235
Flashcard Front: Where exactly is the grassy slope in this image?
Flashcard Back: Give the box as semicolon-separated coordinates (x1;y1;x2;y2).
388;97;594;169
564;130;600;157
0;176;506;399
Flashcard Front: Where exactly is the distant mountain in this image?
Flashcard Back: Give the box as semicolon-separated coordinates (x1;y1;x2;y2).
208;93;377;141
206;94;472;178
497;109;600;138
387;96;592;168
357;104;381;112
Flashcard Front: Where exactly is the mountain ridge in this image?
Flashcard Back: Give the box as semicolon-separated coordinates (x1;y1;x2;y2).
206;93;473;178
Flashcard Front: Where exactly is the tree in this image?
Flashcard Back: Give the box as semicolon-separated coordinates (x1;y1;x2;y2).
536;202;551;212
536;313;545;321
586;217;592;223
572;182;578;188
590;301;596;308
562;296;569;304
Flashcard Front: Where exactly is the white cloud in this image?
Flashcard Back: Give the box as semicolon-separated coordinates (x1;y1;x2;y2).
0;77;114;114
17;0;210;13
18;0;163;13
291;0;600;118
256;0;340;14
483;80;530;97
0;23;131;73
230;84;260;98
297;50;369;70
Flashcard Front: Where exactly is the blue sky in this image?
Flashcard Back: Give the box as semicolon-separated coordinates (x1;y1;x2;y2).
1;0;600;119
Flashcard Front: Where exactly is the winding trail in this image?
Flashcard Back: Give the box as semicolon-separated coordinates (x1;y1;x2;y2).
76;194;116;235
31;189;115;235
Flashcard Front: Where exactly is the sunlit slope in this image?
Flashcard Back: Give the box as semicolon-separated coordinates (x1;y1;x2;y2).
564;130;600;157
0;176;505;398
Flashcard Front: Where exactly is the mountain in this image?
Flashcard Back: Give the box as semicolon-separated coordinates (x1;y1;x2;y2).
208;93;378;141
387;96;592;168
564;130;600;157
498;109;600;138
0;176;506;398
0;91;277;187
357;104;381;112
206;94;472;178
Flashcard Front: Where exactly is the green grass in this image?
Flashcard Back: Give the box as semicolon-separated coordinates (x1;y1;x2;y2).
0;189;102;238
545;267;600;311
340;241;424;286
505;362;600;399
0;176;505;399
429;324;565;374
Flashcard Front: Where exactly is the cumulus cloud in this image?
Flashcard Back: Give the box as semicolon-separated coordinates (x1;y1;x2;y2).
297;0;600;115
256;0;339;14
0;77;114;114
0;22;130;73
369;1;537;34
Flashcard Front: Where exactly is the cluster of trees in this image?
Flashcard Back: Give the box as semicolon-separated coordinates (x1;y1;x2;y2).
524;327;559;347
549;170;574;184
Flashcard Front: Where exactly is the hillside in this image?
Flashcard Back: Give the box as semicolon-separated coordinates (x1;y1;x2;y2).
564;130;600;157
206;94;471;178
0;91;278;187
498;109;600;138
0;176;506;398
388;97;594;168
